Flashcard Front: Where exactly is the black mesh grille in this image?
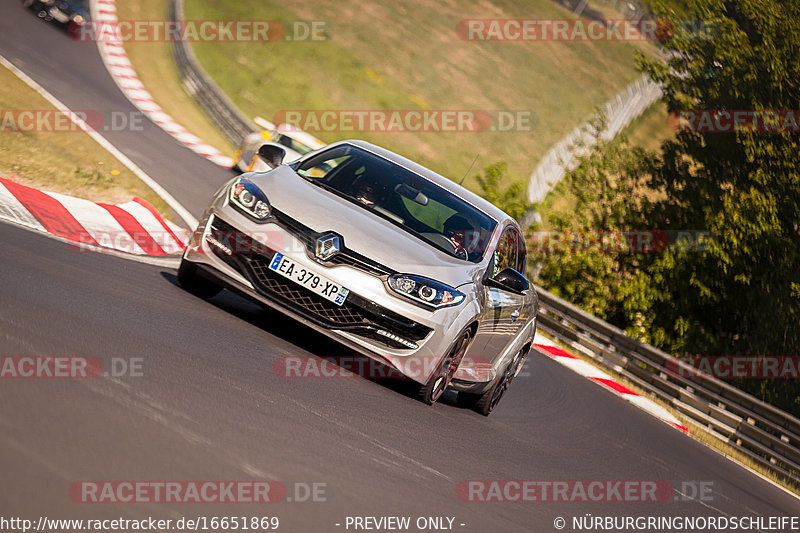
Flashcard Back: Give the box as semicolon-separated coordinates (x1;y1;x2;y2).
208;217;431;344
248;256;366;325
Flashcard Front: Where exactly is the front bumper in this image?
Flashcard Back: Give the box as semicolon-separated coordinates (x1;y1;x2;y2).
183;198;482;385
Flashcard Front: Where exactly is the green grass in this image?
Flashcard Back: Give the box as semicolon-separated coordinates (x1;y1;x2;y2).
0;63;172;215
537;100;674;229
186;0;647;192
620;100;674;151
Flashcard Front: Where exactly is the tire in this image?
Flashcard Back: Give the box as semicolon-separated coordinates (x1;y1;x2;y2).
459;348;527;416
417;329;472;405
178;259;222;299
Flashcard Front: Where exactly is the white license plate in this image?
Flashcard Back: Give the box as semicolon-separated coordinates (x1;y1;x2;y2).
268;253;350;306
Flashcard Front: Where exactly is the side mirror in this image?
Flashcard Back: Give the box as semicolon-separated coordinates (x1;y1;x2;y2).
487;268;529;294
257;144;286;169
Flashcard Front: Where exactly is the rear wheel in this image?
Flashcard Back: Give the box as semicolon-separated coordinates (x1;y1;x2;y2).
178;259;222;299
417;329;472;405
459;347;527;416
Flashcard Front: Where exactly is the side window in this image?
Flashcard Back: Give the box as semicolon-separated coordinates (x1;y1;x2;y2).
493;227;519;276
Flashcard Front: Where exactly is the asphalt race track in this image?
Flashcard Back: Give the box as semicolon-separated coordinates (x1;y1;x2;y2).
1;6;798;532
0;7;235;217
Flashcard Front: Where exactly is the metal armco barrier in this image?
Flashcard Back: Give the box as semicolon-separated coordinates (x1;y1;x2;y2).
169;0;256;145
535;286;800;486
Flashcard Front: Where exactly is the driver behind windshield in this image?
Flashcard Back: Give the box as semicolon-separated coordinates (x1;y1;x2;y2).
351;173;385;207
443;214;475;261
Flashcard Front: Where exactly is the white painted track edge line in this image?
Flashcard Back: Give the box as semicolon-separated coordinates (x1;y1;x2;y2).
684;419;800;503
0;53;198;229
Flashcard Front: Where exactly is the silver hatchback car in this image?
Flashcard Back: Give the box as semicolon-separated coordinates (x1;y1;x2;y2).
179;140;537;415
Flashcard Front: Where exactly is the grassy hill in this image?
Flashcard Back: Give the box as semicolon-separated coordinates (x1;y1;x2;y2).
0;62;171;214
186;0;648;190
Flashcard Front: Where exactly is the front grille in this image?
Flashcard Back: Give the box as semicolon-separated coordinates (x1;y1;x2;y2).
325;250;393;276
272;209;315;246
208;217;431;346
248;255;366;325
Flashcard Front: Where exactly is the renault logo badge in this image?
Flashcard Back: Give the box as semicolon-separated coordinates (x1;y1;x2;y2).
315;234;341;260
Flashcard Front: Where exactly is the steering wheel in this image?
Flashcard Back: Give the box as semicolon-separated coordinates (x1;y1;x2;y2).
452;242;468;260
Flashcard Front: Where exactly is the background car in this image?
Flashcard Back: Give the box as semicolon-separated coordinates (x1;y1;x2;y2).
22;0;87;30
180;140;537;414
233;117;326;173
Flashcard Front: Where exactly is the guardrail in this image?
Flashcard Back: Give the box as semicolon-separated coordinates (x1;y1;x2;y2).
528;0;665;203
527;75;663;204
166;0;800;489
169;0;255;145
535;286;800;486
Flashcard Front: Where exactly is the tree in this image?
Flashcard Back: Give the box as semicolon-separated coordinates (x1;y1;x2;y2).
477;2;800;413
535;122;664;341
638;0;800;362
474;162;530;222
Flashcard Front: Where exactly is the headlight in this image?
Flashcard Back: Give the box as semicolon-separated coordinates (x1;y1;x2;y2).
229;177;271;221
387;274;465;309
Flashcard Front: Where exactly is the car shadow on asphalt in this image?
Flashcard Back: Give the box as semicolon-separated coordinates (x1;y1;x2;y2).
161;271;462;409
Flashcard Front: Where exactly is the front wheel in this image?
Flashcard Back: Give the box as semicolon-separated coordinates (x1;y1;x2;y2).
417;329;473;405
178;259;222;299
458;347;527;416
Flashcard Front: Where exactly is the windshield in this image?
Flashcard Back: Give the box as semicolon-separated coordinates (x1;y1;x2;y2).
294;144;497;262
274;134;315;155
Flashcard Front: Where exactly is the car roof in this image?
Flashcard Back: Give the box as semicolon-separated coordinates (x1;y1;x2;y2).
327;139;515;227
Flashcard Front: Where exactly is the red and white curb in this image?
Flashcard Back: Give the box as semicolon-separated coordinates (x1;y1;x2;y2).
533;334;689;433
91;0;234;168
0;177;188;256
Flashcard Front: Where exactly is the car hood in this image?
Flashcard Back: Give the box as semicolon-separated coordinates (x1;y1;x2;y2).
281;147;304;163
251;166;488;287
